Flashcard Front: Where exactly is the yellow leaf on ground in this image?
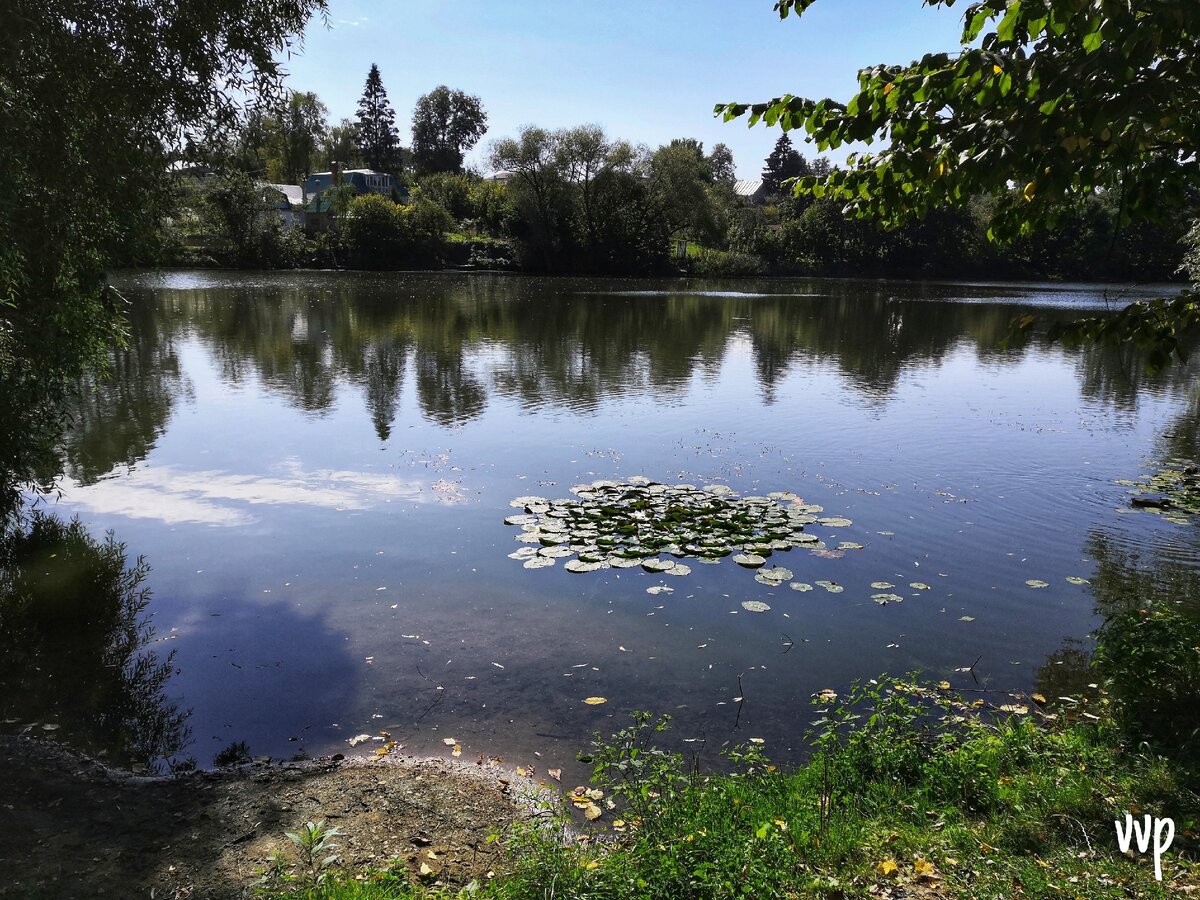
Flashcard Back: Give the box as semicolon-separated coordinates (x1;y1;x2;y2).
442;737;457;746
452;744;462;757
584;803;603;820
914;858;939;881
1032;692;1047;704
548;768;562;781
876;858;899;878
583;697;608;705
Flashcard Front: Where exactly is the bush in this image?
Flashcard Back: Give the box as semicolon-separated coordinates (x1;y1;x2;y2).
1093;601;1200;752
691;248;766;277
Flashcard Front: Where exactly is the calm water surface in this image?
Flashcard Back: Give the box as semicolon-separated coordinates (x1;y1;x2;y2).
44;271;1200;777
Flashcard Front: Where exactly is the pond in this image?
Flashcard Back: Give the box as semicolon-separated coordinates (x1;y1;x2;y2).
36;270;1200;778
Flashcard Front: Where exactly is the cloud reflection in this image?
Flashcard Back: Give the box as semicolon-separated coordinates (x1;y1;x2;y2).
60;458;462;526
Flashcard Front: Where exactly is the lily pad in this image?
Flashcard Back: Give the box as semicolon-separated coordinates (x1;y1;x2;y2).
870;581;894;590
871;593;904;604
1025;579;1050;588
909;582;931;590
732;553;766;568
523;557;555;569
565;560;604;573
817;517;853;527
1066;576;1090;585
789;582;814;592
815;580;844;594
741;600;771;613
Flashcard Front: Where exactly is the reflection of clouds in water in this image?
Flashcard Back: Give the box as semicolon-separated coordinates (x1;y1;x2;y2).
61;459;464;526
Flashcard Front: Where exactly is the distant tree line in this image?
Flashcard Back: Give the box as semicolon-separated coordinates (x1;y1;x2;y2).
168;65;1195;283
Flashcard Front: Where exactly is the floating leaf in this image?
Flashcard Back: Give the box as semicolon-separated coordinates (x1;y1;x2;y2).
646;585;674;595
452;744;462;757
789;582;814;592
1066;576;1089;585
583;697;608;705
442;737;458;746
523;556;555;569
871;593;903;604
838;541;864;550
1025;579;1049;588
870;581;894;590
741;600;771;613
817;517;853;527
959;615;975;622
348;734;372;747
732;553;766;568
909;582;930;590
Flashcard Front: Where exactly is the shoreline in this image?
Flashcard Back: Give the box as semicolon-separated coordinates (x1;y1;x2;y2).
0;735;555;898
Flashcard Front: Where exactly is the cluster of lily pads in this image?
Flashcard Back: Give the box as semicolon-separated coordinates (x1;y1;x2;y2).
1117;459;1200;525
505;477;853;579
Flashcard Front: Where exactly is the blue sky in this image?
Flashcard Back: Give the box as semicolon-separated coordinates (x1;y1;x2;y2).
282;0;968;178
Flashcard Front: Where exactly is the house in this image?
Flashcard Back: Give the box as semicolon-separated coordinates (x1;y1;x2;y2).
302;169;396;203
262;183;305;230
301;168;399;231
733;178;770;205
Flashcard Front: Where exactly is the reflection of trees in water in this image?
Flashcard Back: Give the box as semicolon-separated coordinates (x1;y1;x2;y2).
76;274;1199;463
59;297;191;485
1035;522;1200;730
0;514;190;771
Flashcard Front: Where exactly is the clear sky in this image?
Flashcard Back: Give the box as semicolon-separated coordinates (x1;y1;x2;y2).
281;0;968;179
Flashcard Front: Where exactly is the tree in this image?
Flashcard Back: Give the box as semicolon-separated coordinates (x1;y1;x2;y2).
489;126;568;269
718;0;1200;366
651;141;720;242
321;118;363;170
277;91;328;182
0;0;327;519
720;1;1199;240
355;64;400;172
411;86;488;175
761;133;808;195
708;143;736;183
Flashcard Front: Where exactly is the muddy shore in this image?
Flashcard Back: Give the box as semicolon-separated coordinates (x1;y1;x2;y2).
0;736;551;898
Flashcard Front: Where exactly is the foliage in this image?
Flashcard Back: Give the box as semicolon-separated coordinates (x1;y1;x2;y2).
1094;599;1200;753
285;820;344;885
411;86;488;175
0;0;327;518
412;173;476;223
199;171;287;268
719;1;1199;242
1183;220;1200;285
691;248;766;277
339;195;451;270
0;513;191;771
355;65;401;173
276;92;330;183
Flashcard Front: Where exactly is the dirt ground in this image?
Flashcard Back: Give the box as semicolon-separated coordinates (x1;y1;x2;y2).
0;736;551;899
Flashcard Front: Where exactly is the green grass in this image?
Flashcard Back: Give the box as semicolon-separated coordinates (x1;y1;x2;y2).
259;680;1200;899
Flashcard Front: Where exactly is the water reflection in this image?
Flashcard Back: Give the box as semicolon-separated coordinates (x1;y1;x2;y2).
93;273;1193;449
0;514;190;771
39;270;1200;770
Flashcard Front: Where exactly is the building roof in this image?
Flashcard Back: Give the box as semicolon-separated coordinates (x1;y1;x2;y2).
263;183;304;206
734;178;765;197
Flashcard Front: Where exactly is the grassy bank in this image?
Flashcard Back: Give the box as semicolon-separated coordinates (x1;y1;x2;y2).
259;660;1200;898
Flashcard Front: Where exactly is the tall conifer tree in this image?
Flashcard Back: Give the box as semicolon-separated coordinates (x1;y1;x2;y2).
354;64;400;172
761;133;809;195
